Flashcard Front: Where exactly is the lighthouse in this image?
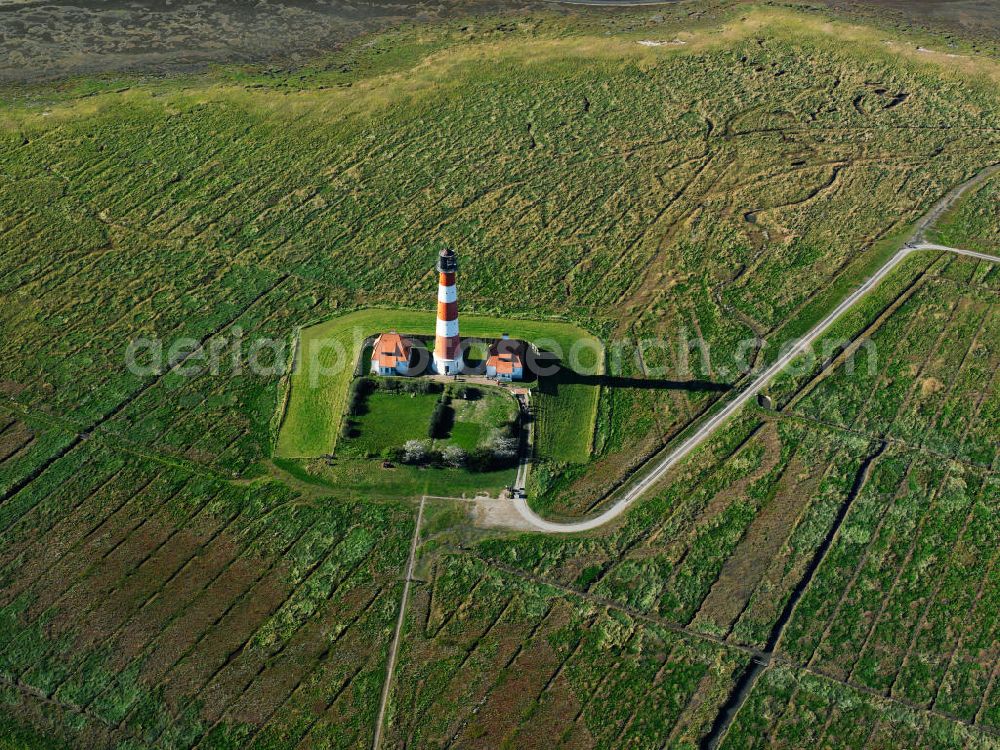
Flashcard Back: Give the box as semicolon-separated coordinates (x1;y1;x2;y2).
433;248;462;375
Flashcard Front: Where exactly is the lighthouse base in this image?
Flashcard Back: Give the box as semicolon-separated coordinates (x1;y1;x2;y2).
432;355;463;376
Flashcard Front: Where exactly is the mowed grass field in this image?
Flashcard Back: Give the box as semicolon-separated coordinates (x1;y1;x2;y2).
338;391;440;457
0;1;1000;747
275;308;602;462
339;386;517;456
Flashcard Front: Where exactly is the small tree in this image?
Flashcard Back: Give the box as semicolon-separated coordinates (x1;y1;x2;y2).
491;437;519;461
442;445;467;468
402;439;429;464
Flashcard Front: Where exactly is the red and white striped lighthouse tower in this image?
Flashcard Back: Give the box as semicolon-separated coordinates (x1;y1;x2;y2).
433;248;462;375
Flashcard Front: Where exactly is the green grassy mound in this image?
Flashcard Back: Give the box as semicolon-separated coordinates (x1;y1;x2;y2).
274;308;603;464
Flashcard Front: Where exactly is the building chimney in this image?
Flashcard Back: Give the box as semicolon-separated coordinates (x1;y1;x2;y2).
433;248;461;375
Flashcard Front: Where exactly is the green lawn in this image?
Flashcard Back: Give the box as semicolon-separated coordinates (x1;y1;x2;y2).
535;366;601;463
462;341;490;368
441;391;518;451
339;384;517;457
339;391;439;457
445;421;481;451
274;308;603;462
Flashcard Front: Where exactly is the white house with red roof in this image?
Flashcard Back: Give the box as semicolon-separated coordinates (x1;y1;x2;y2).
370;331;414;376
485;334;524;382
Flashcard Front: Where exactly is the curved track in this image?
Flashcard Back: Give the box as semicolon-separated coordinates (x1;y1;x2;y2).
514;239;1000;533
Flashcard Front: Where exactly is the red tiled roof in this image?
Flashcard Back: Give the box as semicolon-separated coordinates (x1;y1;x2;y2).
486;339;523;374
372;332;412;368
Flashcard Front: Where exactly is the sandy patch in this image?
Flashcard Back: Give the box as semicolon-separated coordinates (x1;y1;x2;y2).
465;495;538;531
920;376;945;397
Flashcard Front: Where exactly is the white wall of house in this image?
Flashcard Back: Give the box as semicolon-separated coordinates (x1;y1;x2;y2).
486;364;523;381
372;361;411;377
